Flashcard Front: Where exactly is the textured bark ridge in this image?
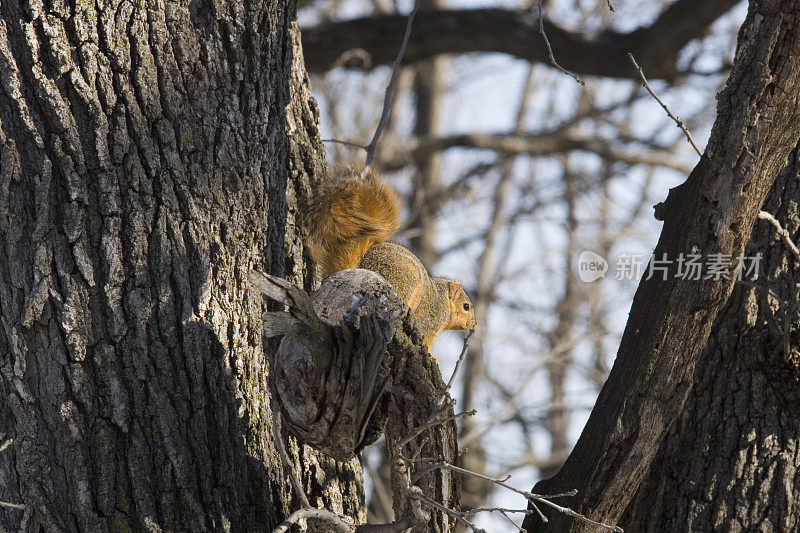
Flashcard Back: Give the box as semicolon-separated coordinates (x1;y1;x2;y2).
523;2;800;531
622;144;800;531
0;2;362;531
252;269;460;532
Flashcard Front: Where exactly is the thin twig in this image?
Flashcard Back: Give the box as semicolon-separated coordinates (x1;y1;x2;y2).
758;210;800;263
388;456;431;530
395;401;447;448
412;491;487;533
0;501;24;510
412;461;508;485
273;507;354;533
271;415;361;533
499;508;528;532
364;0;421;169
465;506;533;516
628;53;702;157
355;516;425;532
538;490;581;499
421;461;623;532
352;460;429;532
526;498;548;523
537;0;584;85
606;0;615;12
395;405;475;450
0;439;23;510
530;492;622;532
443;329;474;399
322;138;368;151
271;411;310;509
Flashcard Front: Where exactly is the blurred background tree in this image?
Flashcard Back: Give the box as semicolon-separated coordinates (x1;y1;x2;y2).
298;0;751;529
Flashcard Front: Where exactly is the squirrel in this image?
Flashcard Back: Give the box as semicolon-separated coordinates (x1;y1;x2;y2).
305;166;476;349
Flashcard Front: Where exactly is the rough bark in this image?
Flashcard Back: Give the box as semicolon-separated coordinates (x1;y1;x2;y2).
621;142;800;531
302;0;738;80
0;2;362;531
523;2;800;531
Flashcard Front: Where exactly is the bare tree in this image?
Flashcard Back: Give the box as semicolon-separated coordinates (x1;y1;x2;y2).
4;0;794;531
523;1;800;530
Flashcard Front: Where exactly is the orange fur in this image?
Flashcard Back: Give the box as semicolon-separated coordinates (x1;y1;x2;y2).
305;166;401;276
305;167;475;350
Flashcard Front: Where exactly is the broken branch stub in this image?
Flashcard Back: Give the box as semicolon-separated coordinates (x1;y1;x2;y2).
251;269;461;530
249;269;408;461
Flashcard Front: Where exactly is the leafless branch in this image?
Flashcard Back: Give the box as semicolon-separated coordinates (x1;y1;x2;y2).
419;461;623;532
443;329;474;396
271;412;310;509
323;138;368;151
538;0;584;85
302;1;739;79
628;53;703;157
414;490;489;532
0;501;25;511
271;399;433;533
396;405;475;450
380;132;696;174
364;0;421;169
355;516;427;532
464;506;536;531
499;508;529;531
273;508;355;533
758;210;800;263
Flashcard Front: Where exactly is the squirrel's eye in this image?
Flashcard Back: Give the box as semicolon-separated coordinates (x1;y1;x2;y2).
463;303;470;311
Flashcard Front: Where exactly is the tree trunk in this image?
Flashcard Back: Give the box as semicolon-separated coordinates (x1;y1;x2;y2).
621;142;800;531
523;2;800;530
0;2;363;531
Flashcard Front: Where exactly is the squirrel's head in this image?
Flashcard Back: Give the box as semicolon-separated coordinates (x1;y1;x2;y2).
448;279;476;330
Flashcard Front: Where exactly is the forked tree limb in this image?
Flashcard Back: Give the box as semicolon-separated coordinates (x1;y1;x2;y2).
523;2;800;531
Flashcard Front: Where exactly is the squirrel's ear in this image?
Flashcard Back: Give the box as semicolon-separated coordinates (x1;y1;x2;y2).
449;279;463;299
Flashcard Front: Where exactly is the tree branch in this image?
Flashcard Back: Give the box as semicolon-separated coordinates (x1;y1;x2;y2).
758;210;800;263
302;0;739;80
628;53;703;156
380;132;695;174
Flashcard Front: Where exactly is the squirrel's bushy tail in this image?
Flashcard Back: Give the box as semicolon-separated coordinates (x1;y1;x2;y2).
305;167;401;276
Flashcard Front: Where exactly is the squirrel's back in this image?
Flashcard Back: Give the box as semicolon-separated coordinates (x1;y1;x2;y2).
305;167;401;276
304;168;476;348
360;242;428;308
362;242;471;347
